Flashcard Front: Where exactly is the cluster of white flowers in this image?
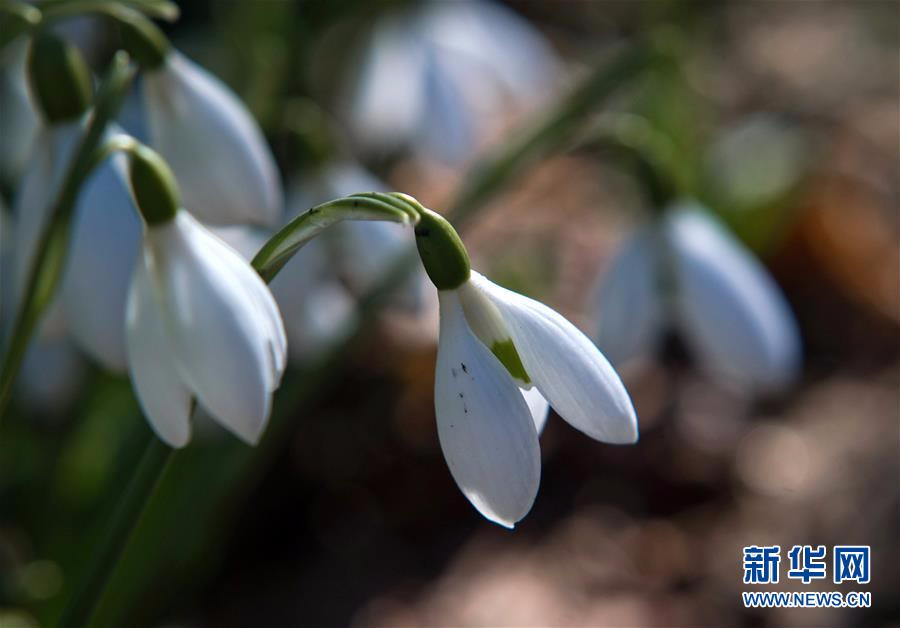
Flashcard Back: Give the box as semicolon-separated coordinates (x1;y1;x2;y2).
0;1;804;529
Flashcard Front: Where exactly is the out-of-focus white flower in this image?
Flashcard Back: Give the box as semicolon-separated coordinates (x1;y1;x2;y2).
2;201;85;414
594;202;802;394
12;119;143;373
211;223;357;363
343;0;560;165
435;271;637;527
142;51;282;226
60;152;142;371
126;210;287;447
0;40;39;183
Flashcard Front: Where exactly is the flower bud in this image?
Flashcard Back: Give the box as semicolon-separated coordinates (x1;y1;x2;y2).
128;144;179;224
27;33;92;123
414;207;470;291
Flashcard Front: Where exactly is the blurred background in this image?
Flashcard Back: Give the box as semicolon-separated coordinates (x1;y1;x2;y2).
0;1;897;626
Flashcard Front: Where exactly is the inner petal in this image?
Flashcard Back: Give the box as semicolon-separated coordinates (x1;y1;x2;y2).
458;280;531;386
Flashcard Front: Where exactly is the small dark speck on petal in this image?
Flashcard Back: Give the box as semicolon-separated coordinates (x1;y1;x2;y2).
451;368;457;378
461;363;468;374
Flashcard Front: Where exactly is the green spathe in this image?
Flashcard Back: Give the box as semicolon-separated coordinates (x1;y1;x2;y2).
415;208;470;290
128;145;179;225
28;33;92;123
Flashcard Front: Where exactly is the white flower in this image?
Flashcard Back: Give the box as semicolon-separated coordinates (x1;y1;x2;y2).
436;271;637;527
142;51;282;226
344;0;560;165
126;210;287;448
12;120;143;373
594;203;802;393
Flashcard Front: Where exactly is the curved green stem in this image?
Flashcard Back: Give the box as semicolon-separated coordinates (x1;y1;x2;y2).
0;52;135;422
0;0;41;49
252;192;420;283
580;113;680;210
40;0;179;22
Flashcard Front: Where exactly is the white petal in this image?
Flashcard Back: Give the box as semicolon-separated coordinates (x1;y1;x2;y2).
592;227;665;366
522;385;550;435
665;204;802;393
470;272;638;445
347;14;427;153
125;253;192;447
146;212;286;444
434;291;540;528
61;152;141;372
143;51;282;226
423;0;560;104
0;40;39;181
12;123;81;310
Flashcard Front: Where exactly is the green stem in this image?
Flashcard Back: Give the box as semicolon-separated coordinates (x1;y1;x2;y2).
0;52;135;422
39;0;179;22
57;432;173;628
252;192;420;282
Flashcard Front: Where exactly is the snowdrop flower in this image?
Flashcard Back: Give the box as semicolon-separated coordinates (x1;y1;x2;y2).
594;202;802;394
140;43;281;225
125;146;287;447
414;208;637;527
344;0;560;165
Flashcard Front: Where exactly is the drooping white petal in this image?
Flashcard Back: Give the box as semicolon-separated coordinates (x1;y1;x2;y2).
418;48;473;166
470;272;638;445
146;211;286;444
347;14;427;155
665;203;802;393
0;40;39;181
61;152;141;372
521;385;550;435
12;123;81;313
435;291;541;528
424;0;560;104
592;227;666;366
143;51;282;226
125;252;192;447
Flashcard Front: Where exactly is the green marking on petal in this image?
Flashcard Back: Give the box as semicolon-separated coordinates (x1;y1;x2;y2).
491;339;531;385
